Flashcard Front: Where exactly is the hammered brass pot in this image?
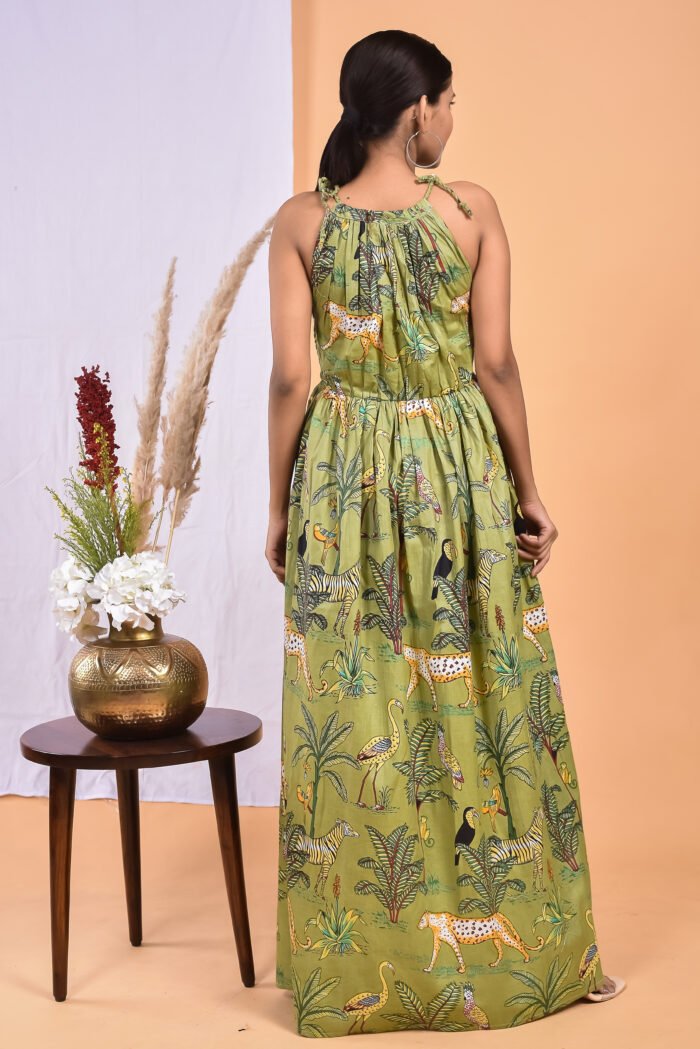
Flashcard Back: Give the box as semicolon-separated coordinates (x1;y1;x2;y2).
68;613;208;741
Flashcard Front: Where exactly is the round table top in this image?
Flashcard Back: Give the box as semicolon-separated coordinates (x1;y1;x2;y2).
19;706;263;770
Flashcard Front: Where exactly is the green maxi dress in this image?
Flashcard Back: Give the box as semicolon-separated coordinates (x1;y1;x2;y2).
276;173;604;1037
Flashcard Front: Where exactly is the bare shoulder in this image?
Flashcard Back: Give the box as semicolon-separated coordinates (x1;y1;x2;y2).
272;188;325;233
446;180;502;221
269;188;328;281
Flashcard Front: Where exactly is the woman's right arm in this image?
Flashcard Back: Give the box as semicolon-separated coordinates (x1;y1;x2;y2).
469;187;558;577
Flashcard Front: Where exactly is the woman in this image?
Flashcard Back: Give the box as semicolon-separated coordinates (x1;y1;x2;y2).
266;29;624;1037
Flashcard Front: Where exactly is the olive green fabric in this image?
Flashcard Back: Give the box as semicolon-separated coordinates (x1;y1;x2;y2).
276;173;604;1036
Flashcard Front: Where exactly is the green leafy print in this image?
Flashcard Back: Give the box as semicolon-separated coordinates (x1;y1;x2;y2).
320;609;378;701
291;705;359;837
361;552;407;655
456;836;526;916
278;811;310;899
541;782;582;872
292;965;347;1037
354;822;428;924
383;980;468;1032
305;874;368;958
348;237;390;314
474;707;535;838
505;954;582;1025
393;716;458;820
396;222;449;314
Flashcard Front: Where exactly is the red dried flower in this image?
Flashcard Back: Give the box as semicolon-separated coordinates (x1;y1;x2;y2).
74;364;121;491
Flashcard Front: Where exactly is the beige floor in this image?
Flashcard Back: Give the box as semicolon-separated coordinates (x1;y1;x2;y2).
0;795;691;1045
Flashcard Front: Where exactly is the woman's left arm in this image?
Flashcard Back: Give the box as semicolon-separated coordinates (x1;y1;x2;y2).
266;195;315;583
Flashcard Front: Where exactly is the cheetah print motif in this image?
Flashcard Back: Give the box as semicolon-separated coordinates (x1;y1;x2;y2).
398;397;454;433
523;602;550;661
321;377;356;437
320;300;395;365
283;615;328;699
403;645;489;711
417;910;545;972
450;289;471;314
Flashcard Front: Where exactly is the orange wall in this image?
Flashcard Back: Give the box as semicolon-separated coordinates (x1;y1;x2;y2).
292;1;700;866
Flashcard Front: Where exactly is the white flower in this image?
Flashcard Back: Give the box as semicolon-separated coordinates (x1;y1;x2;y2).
86;551;186;630
49;555;94;634
49;551;186;638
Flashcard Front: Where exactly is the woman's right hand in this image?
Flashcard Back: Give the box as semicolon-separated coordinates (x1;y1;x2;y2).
265;511;289;583
514;496;558;577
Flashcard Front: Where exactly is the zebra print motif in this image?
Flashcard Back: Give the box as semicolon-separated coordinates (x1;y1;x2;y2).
299;818;359;894
308;561;361;635
487;806;545;890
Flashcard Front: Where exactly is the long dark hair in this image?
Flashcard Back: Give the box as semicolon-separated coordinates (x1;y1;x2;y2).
318;30;452;189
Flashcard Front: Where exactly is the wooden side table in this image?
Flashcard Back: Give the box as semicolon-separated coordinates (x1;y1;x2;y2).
20;706;262;1001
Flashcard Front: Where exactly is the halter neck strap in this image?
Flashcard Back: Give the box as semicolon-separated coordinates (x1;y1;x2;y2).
317;175;342;209
416;174;473;217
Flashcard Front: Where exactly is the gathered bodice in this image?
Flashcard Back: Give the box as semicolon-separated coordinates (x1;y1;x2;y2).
310;173;476;403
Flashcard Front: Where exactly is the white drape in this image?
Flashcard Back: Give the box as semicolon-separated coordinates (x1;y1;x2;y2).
0;0;293;804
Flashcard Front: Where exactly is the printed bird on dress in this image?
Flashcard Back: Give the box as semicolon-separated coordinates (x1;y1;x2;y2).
360;428;391;537
356;697;403;809
343;960;395;1034
297;519;309;559
312;522;338;565
431;538;455;598
578;909;601;990
414;461;442;521
482;785;508;831
454;806;481;865
437;722;464;790
296;783;313;818
462;982;490;1029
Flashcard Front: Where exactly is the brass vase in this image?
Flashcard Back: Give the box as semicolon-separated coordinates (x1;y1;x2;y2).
68;613;208;741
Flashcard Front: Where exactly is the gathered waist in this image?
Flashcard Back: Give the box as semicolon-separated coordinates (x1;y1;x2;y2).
313;372;481;403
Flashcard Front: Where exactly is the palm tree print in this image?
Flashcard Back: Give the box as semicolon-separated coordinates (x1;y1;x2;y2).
291;705;359;837
527;669;580;809
474;707;534;838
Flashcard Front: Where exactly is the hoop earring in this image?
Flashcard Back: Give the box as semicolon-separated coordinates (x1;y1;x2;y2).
405;128;444;169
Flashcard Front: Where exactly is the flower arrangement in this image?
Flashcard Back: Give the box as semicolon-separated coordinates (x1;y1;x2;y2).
46;215;275;645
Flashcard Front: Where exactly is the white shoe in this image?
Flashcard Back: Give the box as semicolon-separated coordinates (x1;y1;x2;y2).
585;974;626;1002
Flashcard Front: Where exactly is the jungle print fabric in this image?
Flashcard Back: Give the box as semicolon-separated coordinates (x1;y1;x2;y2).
275;173;604;1037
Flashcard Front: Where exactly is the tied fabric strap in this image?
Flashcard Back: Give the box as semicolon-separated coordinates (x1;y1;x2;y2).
317;175;341;205
416;173;473;217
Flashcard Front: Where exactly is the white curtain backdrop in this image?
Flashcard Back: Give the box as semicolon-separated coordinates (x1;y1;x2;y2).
0;1;293;804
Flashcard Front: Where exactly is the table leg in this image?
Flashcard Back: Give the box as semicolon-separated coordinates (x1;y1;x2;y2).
208;756;255;987
49;766;76;1002
115;768;142;946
